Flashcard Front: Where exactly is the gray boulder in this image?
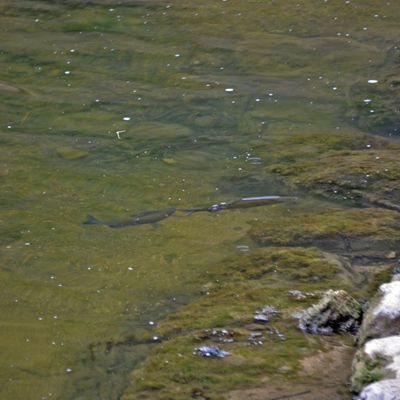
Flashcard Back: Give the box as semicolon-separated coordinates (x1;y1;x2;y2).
299;289;362;334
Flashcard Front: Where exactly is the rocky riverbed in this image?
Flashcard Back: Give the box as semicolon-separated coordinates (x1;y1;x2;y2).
116;127;400;400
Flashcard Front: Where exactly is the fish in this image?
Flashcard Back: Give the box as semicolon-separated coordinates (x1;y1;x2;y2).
183;195;298;214
84;207;176;228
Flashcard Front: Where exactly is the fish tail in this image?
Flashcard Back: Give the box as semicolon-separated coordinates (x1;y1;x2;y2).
84;215;104;225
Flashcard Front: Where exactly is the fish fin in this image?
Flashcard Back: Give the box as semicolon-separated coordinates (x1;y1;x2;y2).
84;215;103;225
151;222;161;229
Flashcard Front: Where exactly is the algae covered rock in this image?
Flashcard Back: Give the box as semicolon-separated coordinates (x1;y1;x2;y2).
356;379;400;400
299;289;362;334
359;281;400;345
267;148;400;211
249;207;400;257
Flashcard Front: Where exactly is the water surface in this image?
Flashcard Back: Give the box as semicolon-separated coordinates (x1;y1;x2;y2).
1;1;399;399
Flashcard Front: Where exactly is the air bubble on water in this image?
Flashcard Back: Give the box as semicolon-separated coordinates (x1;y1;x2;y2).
225;88;235;92
368;79;378;84
123;117;131;121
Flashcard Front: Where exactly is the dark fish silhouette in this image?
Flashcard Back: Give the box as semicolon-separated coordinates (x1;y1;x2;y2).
184;195;297;214
84;207;176;228
84;196;297;228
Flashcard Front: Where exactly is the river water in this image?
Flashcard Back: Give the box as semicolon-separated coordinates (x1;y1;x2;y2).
1;1;399;399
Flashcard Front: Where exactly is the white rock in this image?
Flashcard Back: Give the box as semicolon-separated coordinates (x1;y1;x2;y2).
357;379;400;400
374;282;400;319
365;336;400;378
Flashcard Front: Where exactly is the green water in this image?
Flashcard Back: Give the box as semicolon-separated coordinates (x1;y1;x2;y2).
1;1;399;399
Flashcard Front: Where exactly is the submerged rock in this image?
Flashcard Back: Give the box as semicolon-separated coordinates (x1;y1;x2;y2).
194;346;230;358
56;146;89;160
356;379;400;400
195;328;241;343
249;207;400;263
267;149;400;212
299;289;362;334
254;305;279;323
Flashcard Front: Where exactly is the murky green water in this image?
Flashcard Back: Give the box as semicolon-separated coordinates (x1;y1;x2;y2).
1;1;399;399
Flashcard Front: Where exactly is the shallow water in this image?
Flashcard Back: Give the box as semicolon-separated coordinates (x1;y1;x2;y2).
1;1;400;399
